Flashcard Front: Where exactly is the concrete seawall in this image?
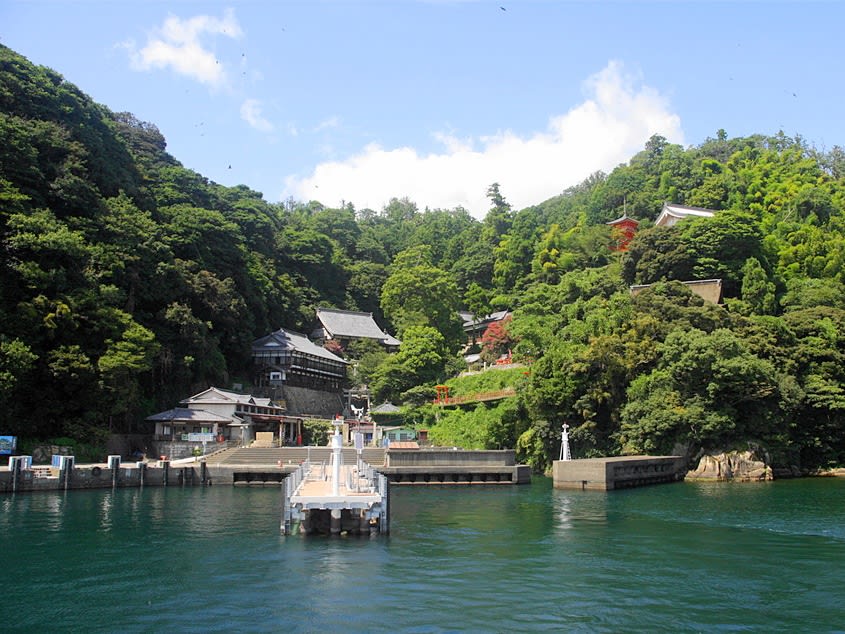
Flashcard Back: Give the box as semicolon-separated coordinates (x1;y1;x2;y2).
0;460;209;494
382;449;530;485
2;448;533;493
553;456;685;490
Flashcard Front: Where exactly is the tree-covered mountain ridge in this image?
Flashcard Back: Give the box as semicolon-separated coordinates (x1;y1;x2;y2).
2;44;845;471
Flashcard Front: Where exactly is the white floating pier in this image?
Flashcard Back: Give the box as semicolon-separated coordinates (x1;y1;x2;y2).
281;418;388;535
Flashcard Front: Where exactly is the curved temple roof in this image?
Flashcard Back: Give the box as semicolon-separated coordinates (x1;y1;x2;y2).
313;307;400;347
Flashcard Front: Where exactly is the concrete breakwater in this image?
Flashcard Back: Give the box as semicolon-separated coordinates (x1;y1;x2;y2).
1;456;209;494
381;449;531;485
553;455;686;490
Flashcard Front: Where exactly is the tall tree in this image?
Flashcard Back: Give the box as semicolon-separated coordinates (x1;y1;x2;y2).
381;245;463;350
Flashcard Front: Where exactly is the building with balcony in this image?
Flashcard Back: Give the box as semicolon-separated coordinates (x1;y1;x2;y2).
252;327;348;394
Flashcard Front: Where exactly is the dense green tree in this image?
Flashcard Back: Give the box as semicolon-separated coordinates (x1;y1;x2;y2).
463;282;492;325
619;328;785;455
622;226;695;286
780;307;845;466
381;245;463;348
680;209;765;296
492;207;544;296
0;338;38;433
370;326;449;402
739;256;777;315
7;41;845;472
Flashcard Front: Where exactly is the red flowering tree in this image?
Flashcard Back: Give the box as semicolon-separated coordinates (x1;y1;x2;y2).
480;316;514;365
324;339;344;358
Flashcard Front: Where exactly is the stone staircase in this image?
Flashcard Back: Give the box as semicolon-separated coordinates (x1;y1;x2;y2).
206;446;385;467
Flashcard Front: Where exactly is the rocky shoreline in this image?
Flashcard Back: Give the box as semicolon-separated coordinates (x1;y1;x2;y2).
686;449;845;482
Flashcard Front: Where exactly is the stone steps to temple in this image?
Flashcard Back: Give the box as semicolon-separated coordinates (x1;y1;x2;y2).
207;446;385;467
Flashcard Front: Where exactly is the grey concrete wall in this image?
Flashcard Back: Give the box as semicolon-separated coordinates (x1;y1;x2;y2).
0;463;204;494
150;440;226;461
385;449;515;467
553;458;612;490
553;456;684;490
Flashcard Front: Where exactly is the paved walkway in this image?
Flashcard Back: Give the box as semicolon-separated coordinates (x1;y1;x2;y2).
294;464;378;499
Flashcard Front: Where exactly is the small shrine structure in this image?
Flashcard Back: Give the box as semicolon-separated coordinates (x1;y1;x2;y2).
606;213;640;251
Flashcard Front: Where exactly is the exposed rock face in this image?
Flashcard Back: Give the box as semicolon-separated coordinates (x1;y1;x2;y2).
687;450;773;482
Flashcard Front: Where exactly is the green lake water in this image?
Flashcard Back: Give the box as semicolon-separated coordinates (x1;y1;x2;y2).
2;477;844;633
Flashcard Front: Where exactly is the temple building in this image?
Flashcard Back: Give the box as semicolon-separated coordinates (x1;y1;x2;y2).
251;327;347;393
630;279;723;304
462;310;510;343
655;202;717;227
310;307;400;350
606;214;640;251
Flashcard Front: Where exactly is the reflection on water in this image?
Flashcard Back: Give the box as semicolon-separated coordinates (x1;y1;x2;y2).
98;492;113;533
2;478;844;632
552;488;609;534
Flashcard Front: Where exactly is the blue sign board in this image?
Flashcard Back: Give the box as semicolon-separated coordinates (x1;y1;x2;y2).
0;436;17;456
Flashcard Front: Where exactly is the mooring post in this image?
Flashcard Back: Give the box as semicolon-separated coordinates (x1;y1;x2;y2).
281;475;290;535
108;455;120;488
61;456;74;491
10;456;21;493
379;474;390;535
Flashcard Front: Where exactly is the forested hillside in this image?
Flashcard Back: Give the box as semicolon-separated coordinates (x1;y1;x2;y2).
2;45;845;470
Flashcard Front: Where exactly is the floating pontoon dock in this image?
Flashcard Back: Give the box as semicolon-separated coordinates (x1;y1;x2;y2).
281;419;388;535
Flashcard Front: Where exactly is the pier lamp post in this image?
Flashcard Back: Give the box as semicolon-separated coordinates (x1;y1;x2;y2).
559;423;571;461
331;415;343;496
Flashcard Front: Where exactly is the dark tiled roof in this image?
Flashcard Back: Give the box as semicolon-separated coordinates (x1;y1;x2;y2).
145;408;232;423
606;213;640;226
462;310;510;329
316;307;399;344
252;327;347;364
180;387;279;408
371;402;401;413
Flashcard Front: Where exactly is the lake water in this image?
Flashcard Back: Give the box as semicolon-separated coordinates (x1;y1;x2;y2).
2;477;844;633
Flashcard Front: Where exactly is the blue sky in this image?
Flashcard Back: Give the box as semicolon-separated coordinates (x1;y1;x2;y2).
3;1;842;218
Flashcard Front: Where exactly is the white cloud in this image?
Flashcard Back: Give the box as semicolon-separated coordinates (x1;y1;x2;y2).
283;61;683;218
314;116;340;132
240;98;274;132
128;9;243;88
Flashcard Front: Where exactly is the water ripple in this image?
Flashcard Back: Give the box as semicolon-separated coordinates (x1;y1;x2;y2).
2;478;845;632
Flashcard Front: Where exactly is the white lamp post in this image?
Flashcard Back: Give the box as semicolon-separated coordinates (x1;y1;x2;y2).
559;423;571;461
331;416;343;495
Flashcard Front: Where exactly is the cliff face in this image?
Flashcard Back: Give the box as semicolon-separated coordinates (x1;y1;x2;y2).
687;450;773;482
